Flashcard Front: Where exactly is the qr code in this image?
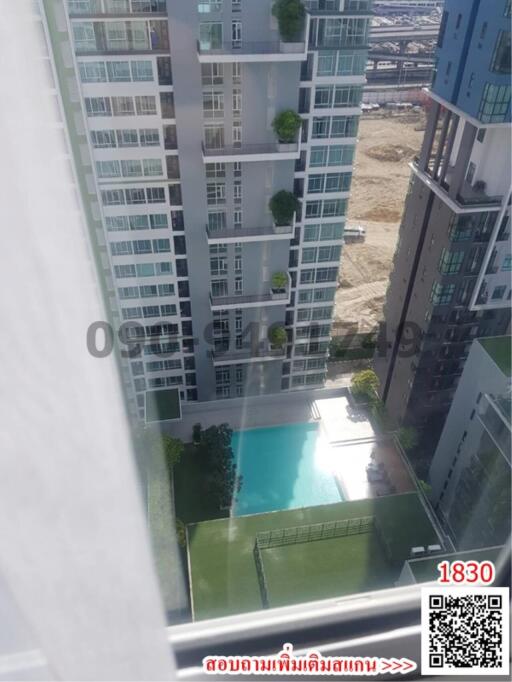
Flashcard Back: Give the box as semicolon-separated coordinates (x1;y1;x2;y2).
421;587;510;676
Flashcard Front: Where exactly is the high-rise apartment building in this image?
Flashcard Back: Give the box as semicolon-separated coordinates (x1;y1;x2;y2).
375;0;511;452
42;0;372;420
429;336;511;551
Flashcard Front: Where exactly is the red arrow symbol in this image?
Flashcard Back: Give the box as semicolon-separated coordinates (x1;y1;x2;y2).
391;658;403;672
380;659;392;671
400;658;417;673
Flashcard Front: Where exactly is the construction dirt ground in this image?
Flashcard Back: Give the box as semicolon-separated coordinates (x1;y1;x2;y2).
334;109;427;333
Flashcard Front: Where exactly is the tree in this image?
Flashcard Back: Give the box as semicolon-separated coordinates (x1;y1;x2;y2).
198;424;243;508
271;271;288;291
398;426;419;452
272;110;302;142
161;434;183;467
269;190;299;226
272;0;306;41
268;325;287;348
135;426;183;468
351;369;380;401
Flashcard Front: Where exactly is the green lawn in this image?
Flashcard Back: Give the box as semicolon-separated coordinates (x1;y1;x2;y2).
188;493;438;620
174;444;228;525
263;532;394;608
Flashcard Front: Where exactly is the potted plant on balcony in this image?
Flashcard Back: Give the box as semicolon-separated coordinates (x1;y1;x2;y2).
268;324;287;349
272;0;306;42
269;190;299;226
271;271;288;297
272;110;302;150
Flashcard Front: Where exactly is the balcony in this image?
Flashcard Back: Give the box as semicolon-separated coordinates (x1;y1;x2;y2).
210;277;290;310
196;38;307;63
202;140;300;163
205;216;295;244
210;346;286;366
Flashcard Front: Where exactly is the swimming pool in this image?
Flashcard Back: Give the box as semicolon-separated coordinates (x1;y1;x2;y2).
232;422;342;517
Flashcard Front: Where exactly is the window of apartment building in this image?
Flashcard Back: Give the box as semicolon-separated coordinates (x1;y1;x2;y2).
85;97;112;117
102;189;124;206
168;184;183;205
208;211;227;231
210;254;228;277
232;20;242;48
207;181;226;205
234;210;242;229
131;60;153;81
72;21;96;51
112;96;135;116
158;92;174;118
232;62;241;84
234;180;242;204
491;31;511;74
116;129;138;147
90;130;117;148
79;61;107;82
438;249;465;275
430;282;455;306
311;115;359;139
198;1;223;12
166;156;180;180
199;22;223;49
307;172;351;194
125;187;146;205
235;277;243;294
201;63;224;86
316;51;366;77
206;163;226;179
233;121;242;147
203;90;224;119
157;56;173;85
96;160;121;178
114;264;136;278
502;255;512;271
478;83;511;123
232;88;242;116
309;144;355;167
146;187;166;203
121;159;143;177
492;285;507;300
140;128;160;146
106;61;131;82
204;124;225;149
211;280;228;297
143;159;163;177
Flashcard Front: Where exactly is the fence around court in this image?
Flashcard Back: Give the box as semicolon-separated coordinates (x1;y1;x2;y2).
255;516;375;550
253;542;270;608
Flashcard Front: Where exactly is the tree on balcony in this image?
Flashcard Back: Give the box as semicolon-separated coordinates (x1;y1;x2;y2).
272;0;306;42
269;190;299;226
268;325;287;348
271;271;288;293
351;369;380;402
272;110;302;143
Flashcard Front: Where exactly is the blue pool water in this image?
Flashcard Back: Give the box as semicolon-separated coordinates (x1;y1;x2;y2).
232;422;342;517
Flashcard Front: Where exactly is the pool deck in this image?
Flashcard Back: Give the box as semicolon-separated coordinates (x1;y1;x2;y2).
165;387;416;503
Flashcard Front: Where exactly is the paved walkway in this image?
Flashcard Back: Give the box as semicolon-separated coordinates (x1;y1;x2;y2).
163;386;349;441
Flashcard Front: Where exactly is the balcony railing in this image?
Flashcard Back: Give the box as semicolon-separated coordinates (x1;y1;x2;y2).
205;217;295;243
210;347;286;365
210;276;290;310
202;141;300;161
197;39;306;57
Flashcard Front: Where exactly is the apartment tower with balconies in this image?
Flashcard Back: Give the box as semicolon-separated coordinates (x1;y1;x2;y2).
43;0;372;419
375;0;511;456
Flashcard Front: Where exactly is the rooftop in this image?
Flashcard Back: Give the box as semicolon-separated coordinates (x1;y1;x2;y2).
405;546;504;584
478;336;512;378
